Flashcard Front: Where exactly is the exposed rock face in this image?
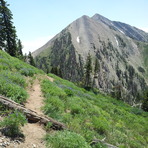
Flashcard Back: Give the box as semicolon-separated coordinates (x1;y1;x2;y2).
33;14;148;105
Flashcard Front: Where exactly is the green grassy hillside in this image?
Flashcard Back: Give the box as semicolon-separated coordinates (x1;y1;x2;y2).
0;50;43;103
0;50;148;148
41;74;148;148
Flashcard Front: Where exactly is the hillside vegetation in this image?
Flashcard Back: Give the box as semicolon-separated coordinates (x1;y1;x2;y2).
0;50;43;104
41;73;148;148
0;50;148;148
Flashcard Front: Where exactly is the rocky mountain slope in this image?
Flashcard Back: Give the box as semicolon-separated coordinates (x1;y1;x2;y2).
33;14;148;105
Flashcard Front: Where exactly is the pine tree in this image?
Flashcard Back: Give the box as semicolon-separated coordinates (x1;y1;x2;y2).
141;89;148;112
16;39;23;59
24;53;27;62
94;58;100;76
84;52;92;90
0;0;18;56
92;58;100;88
28;51;35;66
0;24;5;50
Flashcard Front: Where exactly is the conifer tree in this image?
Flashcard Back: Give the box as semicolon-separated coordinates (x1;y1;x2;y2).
17;39;23;59
0;0;18;56
0;25;5;50
28;51;35;66
142;89;148;112
92;58;100;88
24;53;27;62
94;58;100;76
84;52;92;89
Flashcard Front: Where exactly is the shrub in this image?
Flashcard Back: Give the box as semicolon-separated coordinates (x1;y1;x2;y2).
43;96;64;119
20;68;35;77
41;79;67;99
0;104;9;117
138;66;145;73
0;70;26;88
0;76;28;103
64;88;74;96
45;130;91;148
70;104;84;115
0;111;27;137
131;107;144;115
92;116;109;135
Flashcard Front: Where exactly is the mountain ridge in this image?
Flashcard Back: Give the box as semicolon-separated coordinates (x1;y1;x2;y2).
92;13;148;42
33;14;148;57
33;13;148;105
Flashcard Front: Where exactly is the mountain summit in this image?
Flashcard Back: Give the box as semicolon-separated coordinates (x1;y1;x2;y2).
33;14;148;105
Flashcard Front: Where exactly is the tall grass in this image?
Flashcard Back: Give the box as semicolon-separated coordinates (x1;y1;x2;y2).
41;73;148;148
0;50;43;103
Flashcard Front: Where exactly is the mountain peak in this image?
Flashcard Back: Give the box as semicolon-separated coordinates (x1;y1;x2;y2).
92;13;108;20
92;13;112;25
81;15;90;19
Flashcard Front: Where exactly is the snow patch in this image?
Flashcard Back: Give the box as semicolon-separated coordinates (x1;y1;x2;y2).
114;36;119;46
76;36;80;43
118;29;125;34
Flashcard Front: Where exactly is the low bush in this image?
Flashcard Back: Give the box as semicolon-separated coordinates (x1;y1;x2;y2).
41;79;67;99
64;88;74;96
43;96;64;119
0;70;26;88
70;104;84;115
20;68;36;77
45;130;91;148
0;76;28;103
92;116;109;135
0;111;27;138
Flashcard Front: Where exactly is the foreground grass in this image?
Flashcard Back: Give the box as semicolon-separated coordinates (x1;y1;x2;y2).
0;50;43;109
0;50;44;140
41;73;148;148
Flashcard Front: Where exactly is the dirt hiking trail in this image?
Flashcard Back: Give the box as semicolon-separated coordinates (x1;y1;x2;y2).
26;78;44;115
7;75;54;148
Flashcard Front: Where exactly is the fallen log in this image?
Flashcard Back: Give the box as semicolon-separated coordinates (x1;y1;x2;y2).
0;95;66;130
91;139;119;148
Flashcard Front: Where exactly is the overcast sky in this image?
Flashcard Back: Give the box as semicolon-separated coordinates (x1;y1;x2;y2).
6;0;148;54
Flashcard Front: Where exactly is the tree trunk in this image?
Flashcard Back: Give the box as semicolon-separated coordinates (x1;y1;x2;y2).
0;95;66;130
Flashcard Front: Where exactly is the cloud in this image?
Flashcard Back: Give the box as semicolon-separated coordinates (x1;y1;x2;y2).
22;35;54;54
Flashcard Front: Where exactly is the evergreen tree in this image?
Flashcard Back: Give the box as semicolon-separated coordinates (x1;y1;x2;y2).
94;58;100;76
141;89;148;112
24;53;27;62
16;39;24;59
51;67;58;75
0;0;18;56
92;58;100;88
84;52;92;89
28;51;35;66
0;24;5;50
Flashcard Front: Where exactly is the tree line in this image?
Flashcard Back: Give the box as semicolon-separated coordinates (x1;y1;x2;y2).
0;0;35;65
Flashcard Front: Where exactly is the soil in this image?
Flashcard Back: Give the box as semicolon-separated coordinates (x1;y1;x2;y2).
25;78;44;115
